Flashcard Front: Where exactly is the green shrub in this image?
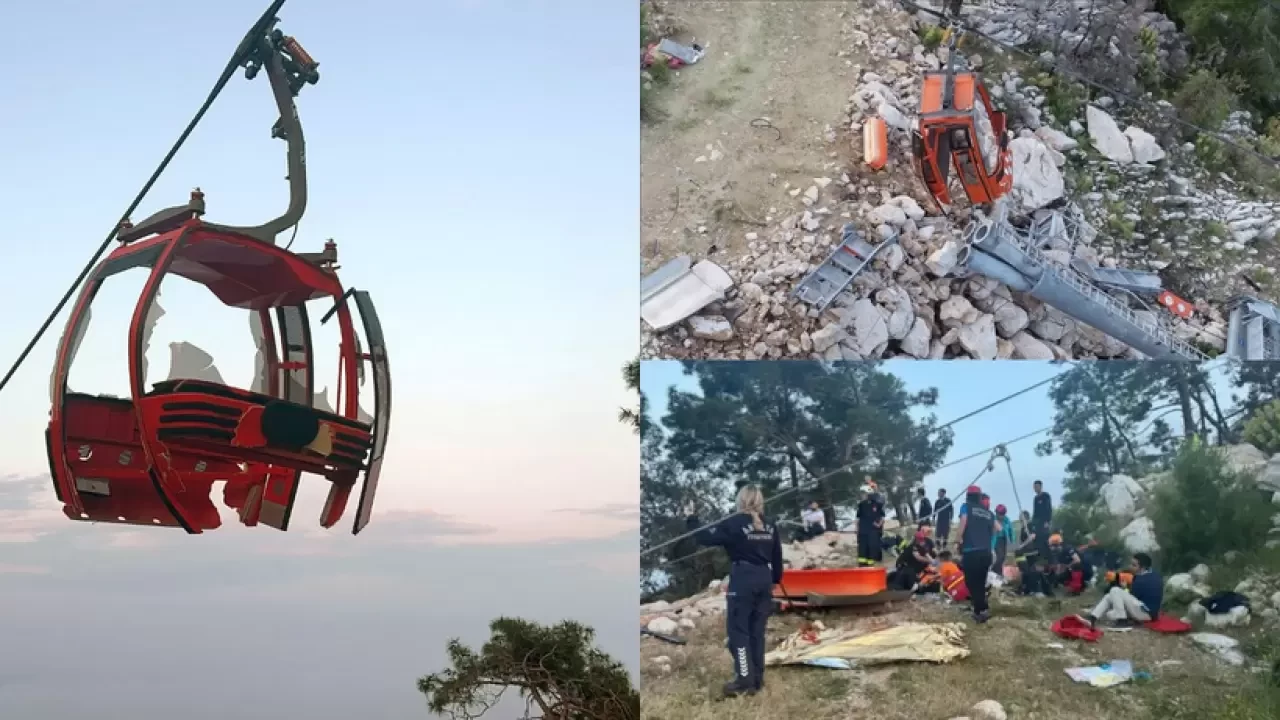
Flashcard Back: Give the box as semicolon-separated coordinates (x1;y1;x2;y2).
920;25;945;50
1148;438;1275;572
1243;399;1280;455
1054;502;1123;551
1173;69;1237;132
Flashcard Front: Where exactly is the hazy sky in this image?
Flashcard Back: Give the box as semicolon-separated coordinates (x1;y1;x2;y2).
641;359;1238;515
0;0;638;717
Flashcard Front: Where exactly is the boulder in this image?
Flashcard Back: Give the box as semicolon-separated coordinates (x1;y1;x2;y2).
646;616;679;635
1100;475;1140;518
1123;126;1166;164
1009;137;1065;211
1120;516;1159;553
972;699;1008;720
1086;106;1133;164
1166;572;1211;602
1221;444;1268;475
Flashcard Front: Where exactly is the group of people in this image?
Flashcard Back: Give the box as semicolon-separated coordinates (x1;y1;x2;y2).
679;479;1164;699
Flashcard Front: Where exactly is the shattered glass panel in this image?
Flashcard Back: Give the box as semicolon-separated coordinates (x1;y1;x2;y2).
971;98;999;175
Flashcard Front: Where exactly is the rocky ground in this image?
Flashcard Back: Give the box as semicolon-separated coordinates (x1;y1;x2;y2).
640;0;1280;361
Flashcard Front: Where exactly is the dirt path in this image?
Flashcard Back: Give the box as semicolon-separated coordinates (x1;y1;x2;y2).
641;1;862;270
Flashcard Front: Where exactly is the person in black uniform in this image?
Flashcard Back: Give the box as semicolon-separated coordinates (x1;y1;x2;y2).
855;486;886;566
955;484;996;623
1031;480;1053;559
917;487;933;524
934;488;954;545
685;484;783;698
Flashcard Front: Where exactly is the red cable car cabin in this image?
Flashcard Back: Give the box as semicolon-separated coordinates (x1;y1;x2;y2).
47;222;391;535
43;20;391;535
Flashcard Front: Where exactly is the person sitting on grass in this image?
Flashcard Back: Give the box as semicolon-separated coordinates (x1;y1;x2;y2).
1046;534;1088;594
1079;552;1163;629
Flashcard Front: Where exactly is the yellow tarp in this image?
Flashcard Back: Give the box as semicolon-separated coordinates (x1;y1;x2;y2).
765;622;970;670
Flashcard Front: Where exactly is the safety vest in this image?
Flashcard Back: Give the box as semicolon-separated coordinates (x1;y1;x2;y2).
1105;571;1134;589
939;562;969;602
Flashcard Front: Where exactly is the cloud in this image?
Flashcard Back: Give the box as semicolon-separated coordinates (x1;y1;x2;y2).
0;563;50;575
551;501;640;521
0;474;64;544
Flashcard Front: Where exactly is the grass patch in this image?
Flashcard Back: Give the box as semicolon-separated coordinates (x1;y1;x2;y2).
703;88;736;110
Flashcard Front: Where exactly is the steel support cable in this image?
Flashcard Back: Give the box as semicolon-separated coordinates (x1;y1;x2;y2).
0;0;288;396
896;0;1280;171
648;425;1052;571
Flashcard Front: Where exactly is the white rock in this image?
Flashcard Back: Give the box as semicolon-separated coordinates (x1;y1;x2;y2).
1271;590;1280;609
1258;456;1280;493
1010;331;1055;359
1100;477;1137;518
957;314;999;360
646;616;679;635
843;298;890;356
811;323;849;353
688;315;734;341
1124;126;1166;164
1190;633;1246;666
1086;105;1133;164
901;317;932;358
926;239;964;276
869;203;908;227
972;700;1008;720
1034;126;1078;152
893;195;927;222
1222;444;1268;476
1190;564;1211;582
879;103;911;131
1009;137;1065;211
1120;516;1159;553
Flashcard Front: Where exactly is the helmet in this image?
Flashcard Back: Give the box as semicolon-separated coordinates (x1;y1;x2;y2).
995;504;1007;515
967;484;982;495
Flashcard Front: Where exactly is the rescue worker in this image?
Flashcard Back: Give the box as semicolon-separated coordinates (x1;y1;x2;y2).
684;484;783;698
992;504;1015;573
1031;480;1053;558
1013;527;1049;596
916;487;932;524
1046;534;1088;594
855;485;885;566
954;485;996;623
937;550;968;602
890;530;936;591
935;488;954;545
798;500;826;541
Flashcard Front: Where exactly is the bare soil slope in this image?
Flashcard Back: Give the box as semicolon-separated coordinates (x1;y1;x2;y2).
641;1;860;268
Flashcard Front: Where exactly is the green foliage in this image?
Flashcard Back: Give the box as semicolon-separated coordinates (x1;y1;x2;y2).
919;25;945;50
1041;75;1088;123
646;58;671;86
1263;116;1280;158
1173;69;1237;132
1053;502;1123;550
1243;399;1280;455
418;617;638;720
640;4;651;47
618;357;643;434
1147;438;1274;572
1165;0;1280;118
1136;26;1162;93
